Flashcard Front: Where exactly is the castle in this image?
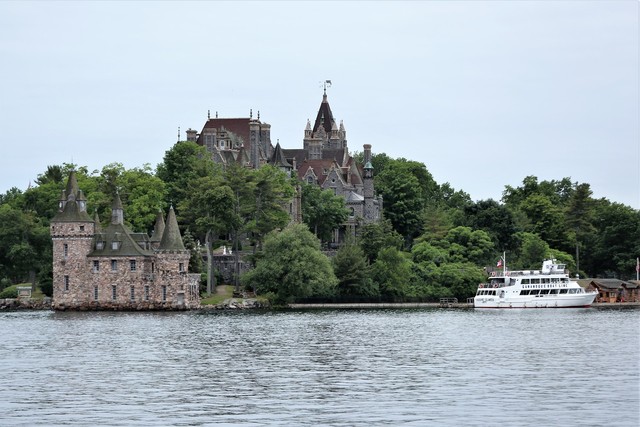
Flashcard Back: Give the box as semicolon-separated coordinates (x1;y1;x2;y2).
188;90;382;242
50;172;200;310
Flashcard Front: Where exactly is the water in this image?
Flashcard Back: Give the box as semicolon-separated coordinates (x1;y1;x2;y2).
0;308;638;426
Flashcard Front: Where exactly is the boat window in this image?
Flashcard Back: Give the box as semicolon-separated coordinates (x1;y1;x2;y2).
531;279;540;284
530;289;540;295
521;279;530;284
549;289;559;294
542;278;550;284
540;289;550;295
520;290;529;295
510;279;516;286
559;289;568;294
561;278;569;283
569;289;577;294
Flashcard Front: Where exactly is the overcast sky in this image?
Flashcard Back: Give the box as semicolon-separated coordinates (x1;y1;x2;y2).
1;1;637;208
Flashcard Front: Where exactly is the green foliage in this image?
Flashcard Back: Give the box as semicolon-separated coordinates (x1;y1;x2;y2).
241;224;338;302
156;141;218;210
0;204;51;284
247;165;295;250
301;183;349;244
371;247;414;298
332;243;378;296
461;199;519;251
0;285;18;299
358;219;403;263
374;159;425;243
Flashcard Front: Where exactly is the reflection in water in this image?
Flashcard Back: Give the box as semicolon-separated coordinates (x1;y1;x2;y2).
0;309;638;426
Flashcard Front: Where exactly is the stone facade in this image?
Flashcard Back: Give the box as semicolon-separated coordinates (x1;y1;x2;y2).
191;91;382;243
50;172;200;310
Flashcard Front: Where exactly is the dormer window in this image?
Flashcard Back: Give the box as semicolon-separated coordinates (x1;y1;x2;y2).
96;241;104;250
307;176;313;184
112;241;121;250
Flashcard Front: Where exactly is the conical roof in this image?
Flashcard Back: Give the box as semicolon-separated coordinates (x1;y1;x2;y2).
51;171;92;222
312;93;335;135
150;210;165;242
270;142;291;168
158;206;185;251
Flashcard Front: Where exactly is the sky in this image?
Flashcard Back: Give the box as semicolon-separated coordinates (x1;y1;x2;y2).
1;1;638;208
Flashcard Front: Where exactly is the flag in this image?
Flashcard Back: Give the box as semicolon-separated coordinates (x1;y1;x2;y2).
497;259;502;268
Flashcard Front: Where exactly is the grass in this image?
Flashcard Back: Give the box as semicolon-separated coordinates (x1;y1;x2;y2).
200;285;235;305
0;283;47;299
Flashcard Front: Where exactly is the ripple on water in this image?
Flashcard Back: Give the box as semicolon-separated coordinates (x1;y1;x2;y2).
0;308;638;426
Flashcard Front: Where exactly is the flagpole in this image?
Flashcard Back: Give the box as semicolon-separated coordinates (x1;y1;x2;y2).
636;257;639;282
503;251;506;275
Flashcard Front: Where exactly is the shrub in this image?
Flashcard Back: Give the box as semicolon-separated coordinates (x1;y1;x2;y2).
0;286;18;299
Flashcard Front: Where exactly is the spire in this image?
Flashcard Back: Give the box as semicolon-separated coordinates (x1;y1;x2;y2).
65;170;79;201
270;142;292;169
159;205;185;251
111;192;124;225
313;91;335;135
93;210;102;232
150;209;165;242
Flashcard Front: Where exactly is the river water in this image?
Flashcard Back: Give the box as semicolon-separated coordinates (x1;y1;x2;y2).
0;308;638;426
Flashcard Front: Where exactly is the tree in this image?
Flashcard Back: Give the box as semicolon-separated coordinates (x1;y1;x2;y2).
371;247;414;299
332;242;377;296
0;204;50;284
374;160;425;243
462;199;519;251
301;183;349;244
241;224;338;303
358;219;403;263
248;165;295;251
156;141;218;209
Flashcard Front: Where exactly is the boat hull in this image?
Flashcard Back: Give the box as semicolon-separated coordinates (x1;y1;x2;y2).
474;293;597;309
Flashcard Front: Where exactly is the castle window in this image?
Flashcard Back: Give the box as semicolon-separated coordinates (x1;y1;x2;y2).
63;244;68;258
162;285;167;302
94;286;98;301
144;286;149;301
151;262;155;273
307;176;313;184
112;285;117;301
179;263;185;272
79;225;85;231
64;275;70;291
349;207;355;217
111;260;118;271
93;260;99;272
130;286;135;302
130;260;136;272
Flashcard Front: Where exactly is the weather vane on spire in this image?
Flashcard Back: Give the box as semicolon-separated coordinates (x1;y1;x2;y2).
321;79;332;94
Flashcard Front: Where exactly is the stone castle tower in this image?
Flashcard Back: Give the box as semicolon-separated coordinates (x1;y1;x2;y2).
50;172;200;310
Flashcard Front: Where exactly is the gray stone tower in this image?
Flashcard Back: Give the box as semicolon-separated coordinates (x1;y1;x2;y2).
363;144;375;223
50;171;95;309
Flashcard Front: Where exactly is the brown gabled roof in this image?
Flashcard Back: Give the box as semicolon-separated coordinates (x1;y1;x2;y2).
298;159;340;185
282;149;307;168
588;279;633;290
196;118;251;146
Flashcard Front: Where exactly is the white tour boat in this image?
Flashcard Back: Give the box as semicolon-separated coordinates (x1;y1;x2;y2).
474;259;598;309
